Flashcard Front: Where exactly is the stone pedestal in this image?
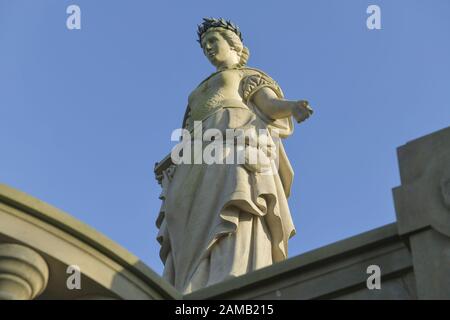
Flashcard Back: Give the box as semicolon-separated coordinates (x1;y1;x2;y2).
0;244;49;300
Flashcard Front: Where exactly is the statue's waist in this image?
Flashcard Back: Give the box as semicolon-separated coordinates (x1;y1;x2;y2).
190;99;250;122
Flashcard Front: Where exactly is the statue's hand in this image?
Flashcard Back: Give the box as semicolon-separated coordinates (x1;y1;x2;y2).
292;100;313;123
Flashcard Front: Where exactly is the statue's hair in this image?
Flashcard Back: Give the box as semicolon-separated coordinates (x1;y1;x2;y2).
197;17;242;44
197;17;250;67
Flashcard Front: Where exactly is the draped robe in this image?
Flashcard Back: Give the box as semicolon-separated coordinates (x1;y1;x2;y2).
156;67;296;294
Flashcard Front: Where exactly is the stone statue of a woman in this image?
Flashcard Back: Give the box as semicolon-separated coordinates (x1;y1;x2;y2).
155;18;313;294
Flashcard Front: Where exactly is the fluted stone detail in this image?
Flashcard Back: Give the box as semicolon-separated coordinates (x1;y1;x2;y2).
0;244;49;300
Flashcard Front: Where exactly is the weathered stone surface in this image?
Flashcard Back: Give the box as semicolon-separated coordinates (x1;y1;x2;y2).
393;126;450;299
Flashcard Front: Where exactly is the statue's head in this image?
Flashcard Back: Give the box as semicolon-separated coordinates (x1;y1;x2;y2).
197;18;250;69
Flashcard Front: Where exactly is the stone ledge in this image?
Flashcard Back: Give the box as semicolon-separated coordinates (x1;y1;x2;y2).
0;184;181;300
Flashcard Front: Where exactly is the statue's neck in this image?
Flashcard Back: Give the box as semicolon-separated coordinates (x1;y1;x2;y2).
216;62;239;72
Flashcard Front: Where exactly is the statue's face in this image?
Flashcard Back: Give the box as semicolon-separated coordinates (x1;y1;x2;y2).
201;31;236;67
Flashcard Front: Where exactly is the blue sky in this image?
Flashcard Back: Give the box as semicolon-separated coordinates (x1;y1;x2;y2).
1;0;449;275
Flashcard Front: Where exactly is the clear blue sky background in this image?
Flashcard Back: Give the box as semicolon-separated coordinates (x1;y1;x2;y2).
1;0;449;275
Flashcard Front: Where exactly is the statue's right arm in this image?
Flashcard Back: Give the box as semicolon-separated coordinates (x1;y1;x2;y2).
252;87;313;124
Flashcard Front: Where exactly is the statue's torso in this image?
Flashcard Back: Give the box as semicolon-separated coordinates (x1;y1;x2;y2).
188;69;245;121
